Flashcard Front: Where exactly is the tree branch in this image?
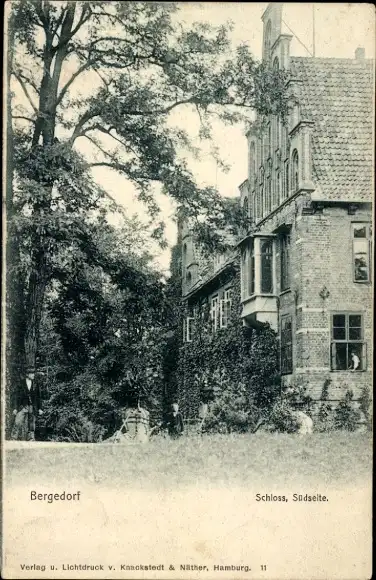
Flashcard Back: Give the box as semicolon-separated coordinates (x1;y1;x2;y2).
12;115;37;124
12;72;39;114
69;110;100;145
56;59;97;106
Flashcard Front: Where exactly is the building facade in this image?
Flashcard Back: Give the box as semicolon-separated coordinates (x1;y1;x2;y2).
180;3;373;410
180;207;237;343
238;3;373;402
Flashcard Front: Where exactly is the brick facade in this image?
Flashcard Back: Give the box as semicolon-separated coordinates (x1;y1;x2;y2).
181;3;373;409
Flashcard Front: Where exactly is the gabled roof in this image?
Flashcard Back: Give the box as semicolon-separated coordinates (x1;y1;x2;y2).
290;57;374;202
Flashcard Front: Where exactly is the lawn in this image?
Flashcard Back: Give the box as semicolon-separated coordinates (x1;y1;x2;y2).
5;431;372;490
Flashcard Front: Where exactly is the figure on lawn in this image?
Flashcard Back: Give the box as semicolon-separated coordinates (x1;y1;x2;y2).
164;402;184;439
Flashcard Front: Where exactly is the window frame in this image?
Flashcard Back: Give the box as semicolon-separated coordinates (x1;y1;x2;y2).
292;149;299;192
352;223;371;284
184;316;194;343
260;238;274;294
210;295;219;332
330;312;366;371
220;288;233;329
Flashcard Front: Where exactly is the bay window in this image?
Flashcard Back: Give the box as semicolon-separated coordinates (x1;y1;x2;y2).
241;236;275;300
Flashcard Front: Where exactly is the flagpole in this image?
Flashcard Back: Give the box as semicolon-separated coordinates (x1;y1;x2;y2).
312;3;316;57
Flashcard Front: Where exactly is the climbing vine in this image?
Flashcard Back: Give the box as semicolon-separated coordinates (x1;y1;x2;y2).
176;264;280;429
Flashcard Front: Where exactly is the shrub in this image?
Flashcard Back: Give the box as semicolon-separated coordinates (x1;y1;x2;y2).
358;386;372;431
268;400;300;433
315;378;334;433
334;389;361;431
176;269;280;428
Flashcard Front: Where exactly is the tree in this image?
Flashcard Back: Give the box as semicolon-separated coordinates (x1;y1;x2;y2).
6;1;288;430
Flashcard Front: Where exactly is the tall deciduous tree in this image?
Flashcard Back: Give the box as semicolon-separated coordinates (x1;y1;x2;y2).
6;1;287;424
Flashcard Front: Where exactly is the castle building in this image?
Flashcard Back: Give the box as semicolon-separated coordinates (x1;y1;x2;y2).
180;201;238;343
239;3;373;401
181;3;373;407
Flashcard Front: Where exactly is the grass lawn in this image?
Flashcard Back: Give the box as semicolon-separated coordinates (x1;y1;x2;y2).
5;431;371;490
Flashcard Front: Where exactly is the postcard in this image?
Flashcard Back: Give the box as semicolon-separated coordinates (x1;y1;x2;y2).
1;2;373;579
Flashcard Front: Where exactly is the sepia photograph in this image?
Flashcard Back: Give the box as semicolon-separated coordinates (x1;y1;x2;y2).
1;2;374;579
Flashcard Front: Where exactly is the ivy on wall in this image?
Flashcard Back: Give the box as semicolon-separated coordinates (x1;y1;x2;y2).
176;264;280;425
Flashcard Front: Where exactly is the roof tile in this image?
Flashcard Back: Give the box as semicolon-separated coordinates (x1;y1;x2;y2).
290;57;374;202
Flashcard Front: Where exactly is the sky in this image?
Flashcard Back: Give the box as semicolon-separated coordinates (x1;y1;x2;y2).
11;2;375;275
89;2;374;274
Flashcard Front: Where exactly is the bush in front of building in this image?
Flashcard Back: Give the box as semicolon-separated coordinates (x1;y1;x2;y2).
177;279;281;431
358;385;372;431
315;378;335;433
334;389;362;432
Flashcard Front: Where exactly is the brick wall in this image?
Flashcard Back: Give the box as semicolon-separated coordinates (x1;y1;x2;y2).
285;204;372;402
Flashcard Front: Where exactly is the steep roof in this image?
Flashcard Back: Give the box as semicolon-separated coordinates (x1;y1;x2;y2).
290;57;374;202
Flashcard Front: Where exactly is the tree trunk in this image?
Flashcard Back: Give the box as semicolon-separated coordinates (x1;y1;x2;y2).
5;6;27;437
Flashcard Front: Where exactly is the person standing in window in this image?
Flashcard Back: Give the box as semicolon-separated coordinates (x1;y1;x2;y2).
349;351;360;371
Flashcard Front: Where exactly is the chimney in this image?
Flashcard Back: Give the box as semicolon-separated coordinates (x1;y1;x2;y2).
355;47;365;60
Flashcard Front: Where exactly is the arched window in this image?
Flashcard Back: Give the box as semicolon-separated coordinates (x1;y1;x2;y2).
292;149;299;192
273;56;279;70
186;271;192;286
264;20;272;63
275;169;281;208
284;160;290;198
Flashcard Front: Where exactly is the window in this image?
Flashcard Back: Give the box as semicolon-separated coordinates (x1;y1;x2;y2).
220;289;233;328
266;175;271;214
273;56;279;70
281;315;293;374
249;243;255;296
353;223;371;282
260;184;264;220
274;169;280;209
280;233;291;291
261;239;273;293
292;149;299;192
186;271;192;286
284;160;290;198
184;316;194;343
241;250;248;299
331;313;366;371
251;190;256;224
211;296;219;332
